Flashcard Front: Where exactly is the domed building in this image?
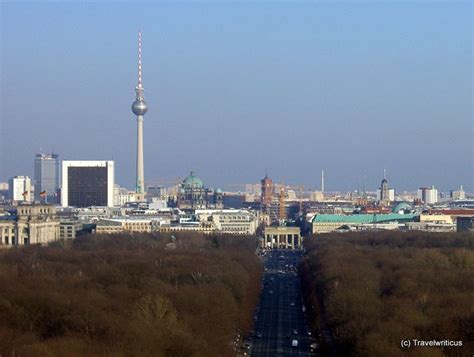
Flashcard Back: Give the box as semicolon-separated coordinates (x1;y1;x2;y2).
176;172;223;210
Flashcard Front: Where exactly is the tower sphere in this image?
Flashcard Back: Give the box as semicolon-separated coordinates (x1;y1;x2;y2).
132;99;148;116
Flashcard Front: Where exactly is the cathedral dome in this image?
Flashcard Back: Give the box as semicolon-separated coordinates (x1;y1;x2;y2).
183;171;203;189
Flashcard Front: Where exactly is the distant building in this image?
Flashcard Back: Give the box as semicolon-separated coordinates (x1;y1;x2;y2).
263;226;302;249
457;217;474;232
311;213;416;234
310;191;325;202
404;222;455;232
377;176;395;203
113;184;140;206
417;186;438;205
0;183;8;203
176;172;223;210
195;209;258;235
419;214;454;225
61;161;114;208
34;153;60;203
450;186;466;200
9;176;33;203
96;217;168;234
222;193;246;209
0;204;60;247
261;173;273;212
59;219;83;239
146;185;167;200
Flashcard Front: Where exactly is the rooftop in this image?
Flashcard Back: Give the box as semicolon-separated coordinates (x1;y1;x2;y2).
312;213;416;224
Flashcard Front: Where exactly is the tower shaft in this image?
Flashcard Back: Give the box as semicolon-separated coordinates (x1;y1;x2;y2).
136;116;144;194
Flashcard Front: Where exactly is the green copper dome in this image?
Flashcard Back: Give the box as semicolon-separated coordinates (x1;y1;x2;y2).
392;202;412;214
183;171;203;189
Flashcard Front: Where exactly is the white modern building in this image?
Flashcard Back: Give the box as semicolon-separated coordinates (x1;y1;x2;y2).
9;176;33;203
61;161;114;208
417;186;438;205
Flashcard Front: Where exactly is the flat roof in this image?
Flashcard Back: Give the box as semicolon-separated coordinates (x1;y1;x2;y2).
312;213;416;224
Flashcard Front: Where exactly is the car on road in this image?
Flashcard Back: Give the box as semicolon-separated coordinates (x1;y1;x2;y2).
256;332;262;338
290;302;295;307
292;339;299;347
293;329;298;335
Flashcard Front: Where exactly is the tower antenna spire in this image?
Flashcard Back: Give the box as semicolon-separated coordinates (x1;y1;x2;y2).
136;30;144;99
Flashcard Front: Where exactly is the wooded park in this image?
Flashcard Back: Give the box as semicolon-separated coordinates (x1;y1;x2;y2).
0;233;262;356
299;231;474;356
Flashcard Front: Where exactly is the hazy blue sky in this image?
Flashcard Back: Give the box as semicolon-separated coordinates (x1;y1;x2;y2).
1;1;472;192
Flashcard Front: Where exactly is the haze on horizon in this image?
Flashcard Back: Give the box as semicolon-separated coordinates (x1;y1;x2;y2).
1;1;472;192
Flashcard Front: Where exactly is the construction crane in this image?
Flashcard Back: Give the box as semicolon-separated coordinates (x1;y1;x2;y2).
278;187;286;221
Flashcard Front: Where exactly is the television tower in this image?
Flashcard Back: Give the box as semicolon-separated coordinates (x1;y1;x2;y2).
131;31;148;195
321;169;325;193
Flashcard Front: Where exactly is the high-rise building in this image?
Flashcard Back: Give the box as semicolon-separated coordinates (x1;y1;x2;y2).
9;176;33;202
417;186;438;205
61;161;114;207
34;153;60;202
131;31;148;197
377;171;395;203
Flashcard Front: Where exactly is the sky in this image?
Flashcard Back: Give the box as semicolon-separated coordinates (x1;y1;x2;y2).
1;1;472;192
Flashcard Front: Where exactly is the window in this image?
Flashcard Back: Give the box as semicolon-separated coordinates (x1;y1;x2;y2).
24;238;29;245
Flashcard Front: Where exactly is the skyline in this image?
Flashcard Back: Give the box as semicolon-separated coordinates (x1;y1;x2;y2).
1;2;472;192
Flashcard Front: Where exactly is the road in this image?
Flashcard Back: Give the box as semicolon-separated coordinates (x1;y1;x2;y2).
249;249;315;357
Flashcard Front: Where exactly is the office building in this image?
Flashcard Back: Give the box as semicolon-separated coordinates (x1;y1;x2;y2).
417;186;438;205
9;176;33;203
34;153;60;202
61;161;114;207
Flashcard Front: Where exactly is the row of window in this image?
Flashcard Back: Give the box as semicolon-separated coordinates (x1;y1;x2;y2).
2;237;29;245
